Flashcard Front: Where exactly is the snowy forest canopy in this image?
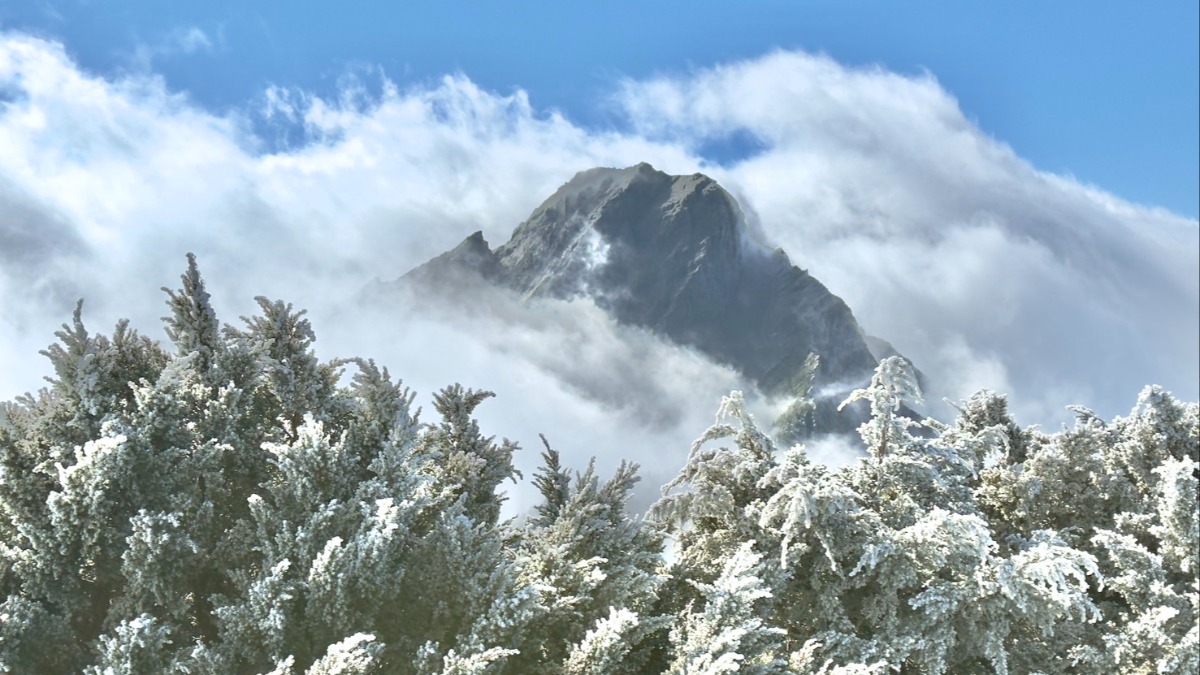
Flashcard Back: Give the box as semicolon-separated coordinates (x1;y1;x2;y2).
1;256;1196;674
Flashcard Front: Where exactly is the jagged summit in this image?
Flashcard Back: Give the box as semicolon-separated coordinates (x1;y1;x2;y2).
403;229;500;286
399;164;881;404
493;163;751;300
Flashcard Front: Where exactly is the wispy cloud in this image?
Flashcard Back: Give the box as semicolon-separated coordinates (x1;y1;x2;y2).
128;25;219;71
170;26;214;54
0;32;1195;509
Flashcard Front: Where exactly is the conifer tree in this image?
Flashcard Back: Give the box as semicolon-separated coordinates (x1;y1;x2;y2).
162;252;221;375
0;257;539;673
1;257;1196;674
512;439;667;673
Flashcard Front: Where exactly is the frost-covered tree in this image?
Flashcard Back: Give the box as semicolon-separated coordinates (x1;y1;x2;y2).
161;252;222;376
652;357;1181;673
666;542;786;674
654;391;780;587
838;356;924;460
0;255;674;674
1;257;1196;674
1022;387;1198;674
507;438;667;674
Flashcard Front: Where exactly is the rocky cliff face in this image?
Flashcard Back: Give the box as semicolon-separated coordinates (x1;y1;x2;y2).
399;163;889;432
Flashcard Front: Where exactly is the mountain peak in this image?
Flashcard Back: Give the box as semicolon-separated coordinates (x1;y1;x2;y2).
400;165;879;404
494;165;749;298
403;229;499;286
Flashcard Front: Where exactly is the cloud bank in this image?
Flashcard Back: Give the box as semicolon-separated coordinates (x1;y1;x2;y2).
1;33;1196;507
611;52;1197;424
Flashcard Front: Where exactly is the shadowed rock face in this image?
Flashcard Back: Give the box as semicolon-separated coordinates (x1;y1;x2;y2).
401;163;881;406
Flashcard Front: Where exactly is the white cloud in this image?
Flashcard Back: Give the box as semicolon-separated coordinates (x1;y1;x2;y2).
614;50;1198;426
0;31;720;509
0;32;1196;512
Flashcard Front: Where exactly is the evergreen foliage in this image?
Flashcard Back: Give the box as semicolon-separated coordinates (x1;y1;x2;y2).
1;259;1196;673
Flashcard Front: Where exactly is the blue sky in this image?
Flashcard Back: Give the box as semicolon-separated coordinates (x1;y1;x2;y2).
4;0;1197;217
